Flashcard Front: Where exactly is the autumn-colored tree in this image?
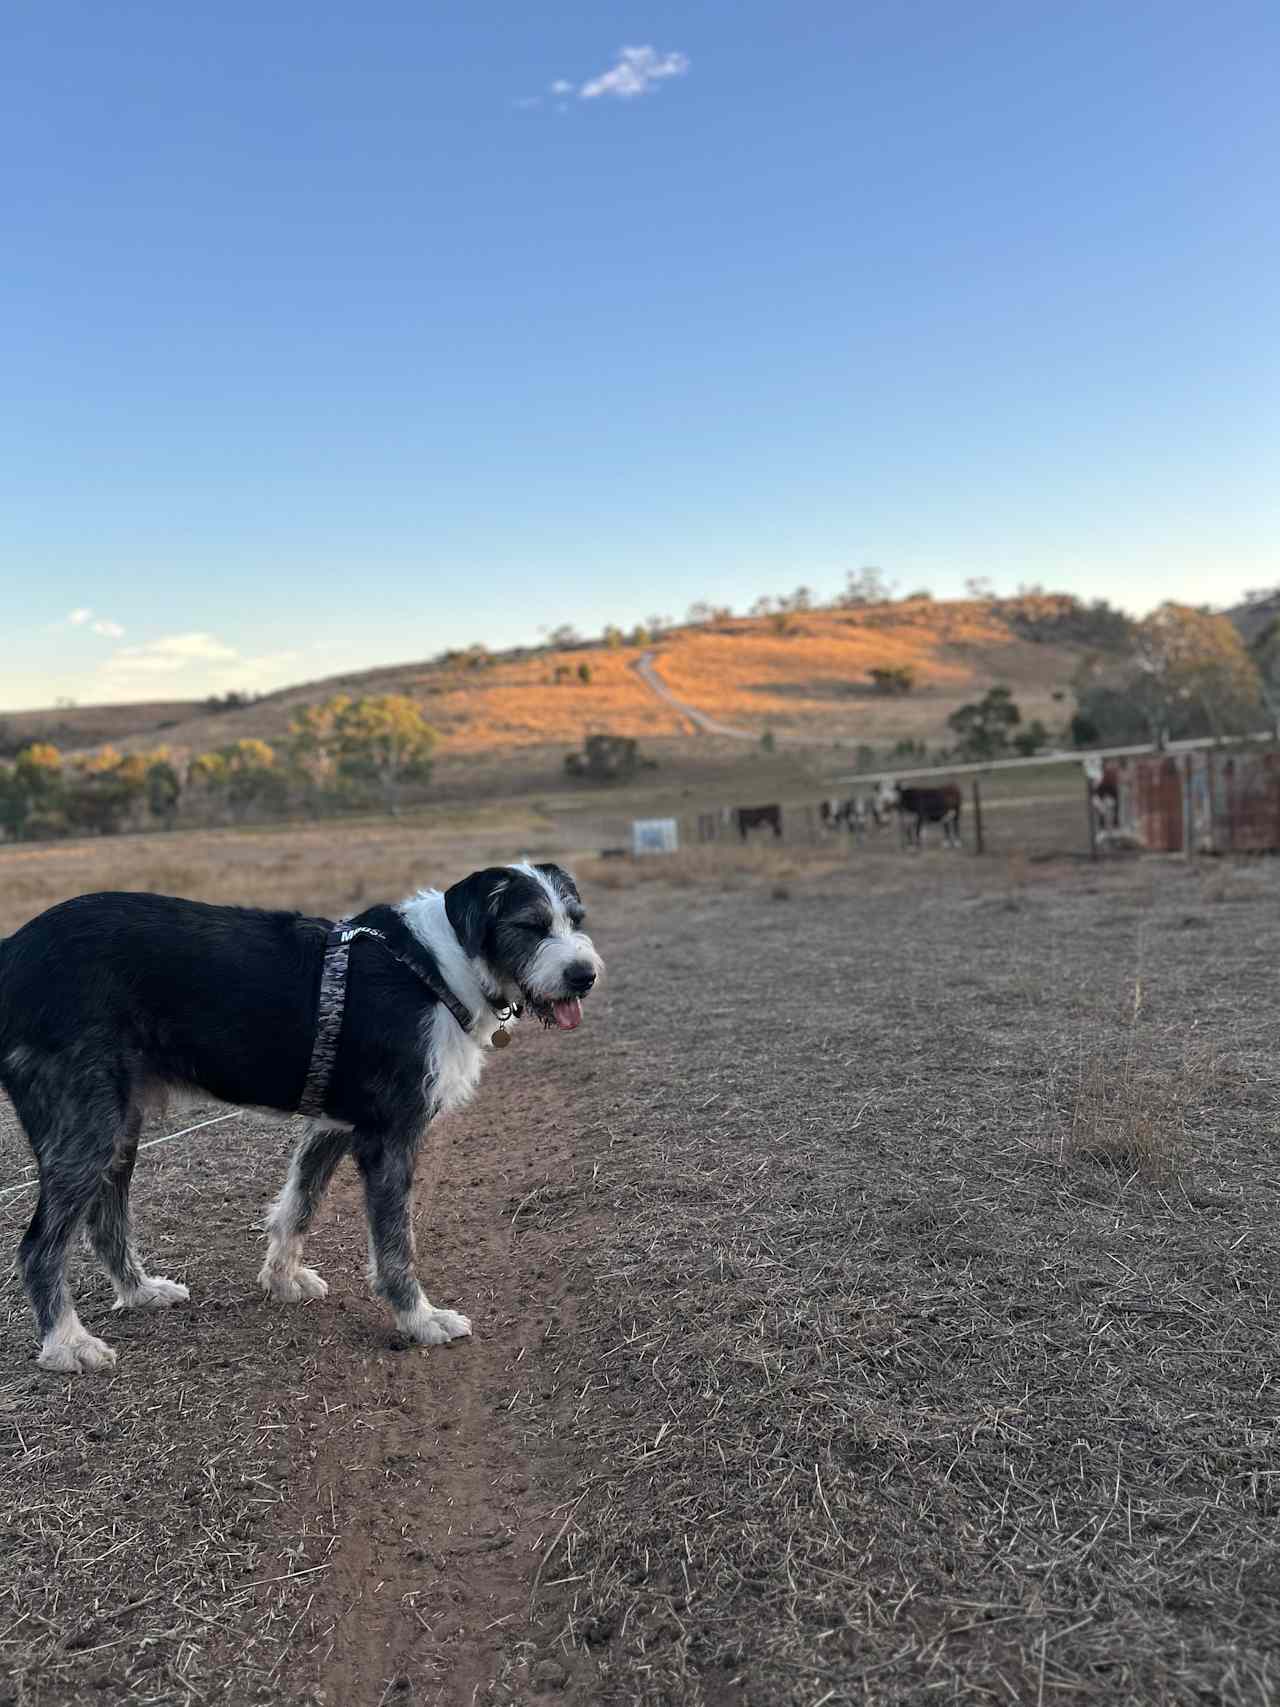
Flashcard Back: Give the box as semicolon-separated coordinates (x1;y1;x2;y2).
190;738;284;821
334;695;436;813
292;694;436;815
15;743;63;796
1133;603;1263;742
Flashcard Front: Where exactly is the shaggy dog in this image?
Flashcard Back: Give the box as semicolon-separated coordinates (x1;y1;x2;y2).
0;862;602;1373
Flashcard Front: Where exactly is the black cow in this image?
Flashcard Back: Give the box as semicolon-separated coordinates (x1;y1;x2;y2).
736;803;783;841
894;783;962;849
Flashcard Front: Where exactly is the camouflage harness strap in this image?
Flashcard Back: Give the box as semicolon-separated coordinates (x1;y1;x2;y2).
296;922;481;1118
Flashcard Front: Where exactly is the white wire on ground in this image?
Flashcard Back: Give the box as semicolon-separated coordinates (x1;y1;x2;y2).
0;1111;241;1206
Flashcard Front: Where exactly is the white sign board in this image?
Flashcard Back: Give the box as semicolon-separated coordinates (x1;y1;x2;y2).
632;817;679;856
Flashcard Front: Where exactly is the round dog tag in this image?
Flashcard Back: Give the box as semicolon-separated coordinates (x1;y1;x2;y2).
492;1026;511;1049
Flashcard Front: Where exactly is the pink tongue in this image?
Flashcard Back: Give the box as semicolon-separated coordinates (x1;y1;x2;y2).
551;997;583;1031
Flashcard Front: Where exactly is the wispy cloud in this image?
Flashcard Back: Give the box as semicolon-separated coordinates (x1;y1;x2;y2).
102;633;239;676
65;607;126;639
94;631;300;697
518;46;690;112
579;46;689;101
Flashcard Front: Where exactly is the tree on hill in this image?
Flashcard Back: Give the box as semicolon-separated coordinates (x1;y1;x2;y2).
15;743;63;795
868;665;915;695
291;693;437;815
841;566;895;606
1133;602;1263;743
947;686;1021;758
191;737;285;822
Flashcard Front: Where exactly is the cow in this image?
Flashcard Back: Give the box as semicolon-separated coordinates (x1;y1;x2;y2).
821;795;889;840
892;782;963;849
735;803;783;841
1086;760;1120;831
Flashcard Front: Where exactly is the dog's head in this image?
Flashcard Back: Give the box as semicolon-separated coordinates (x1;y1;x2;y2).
444;861;603;1031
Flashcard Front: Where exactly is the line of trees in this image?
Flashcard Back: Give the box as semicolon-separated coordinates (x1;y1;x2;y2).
0;693;438;843
1072;602;1272;748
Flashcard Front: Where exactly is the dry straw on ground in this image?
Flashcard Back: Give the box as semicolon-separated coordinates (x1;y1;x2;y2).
2;842;1278;1705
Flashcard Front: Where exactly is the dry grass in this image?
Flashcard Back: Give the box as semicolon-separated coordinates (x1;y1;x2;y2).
507;856;1280;1704
650;603;1081;741
4;827;1278;1705
0;807;575;936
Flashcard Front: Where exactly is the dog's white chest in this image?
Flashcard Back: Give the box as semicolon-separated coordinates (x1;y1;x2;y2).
427;1005;485;1118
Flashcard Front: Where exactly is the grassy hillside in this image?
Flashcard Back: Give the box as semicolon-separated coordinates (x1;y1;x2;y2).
6;595;1104;770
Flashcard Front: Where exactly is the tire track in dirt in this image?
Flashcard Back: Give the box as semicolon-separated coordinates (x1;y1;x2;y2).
272;1036;600;1706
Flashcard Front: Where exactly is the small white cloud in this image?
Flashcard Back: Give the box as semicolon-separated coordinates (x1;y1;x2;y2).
550;79;574;96
102;632;240;675
62;607;126;638
580;45;689;101
94;631;300;698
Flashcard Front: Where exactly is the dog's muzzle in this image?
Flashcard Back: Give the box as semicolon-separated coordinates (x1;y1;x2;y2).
527;962;596;1031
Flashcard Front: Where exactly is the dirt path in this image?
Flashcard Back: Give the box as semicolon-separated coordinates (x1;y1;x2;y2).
631;650;826;747
274;1055;587;1706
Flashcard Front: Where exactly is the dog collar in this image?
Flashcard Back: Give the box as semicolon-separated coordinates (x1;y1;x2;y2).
297;921;516;1118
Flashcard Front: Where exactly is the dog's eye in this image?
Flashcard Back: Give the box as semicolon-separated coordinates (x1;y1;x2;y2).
569;912;586;929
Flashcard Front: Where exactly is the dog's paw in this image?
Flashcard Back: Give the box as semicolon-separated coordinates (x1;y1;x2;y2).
398;1304;472;1346
38;1329;118;1374
113;1275;190;1311
258;1261;329;1303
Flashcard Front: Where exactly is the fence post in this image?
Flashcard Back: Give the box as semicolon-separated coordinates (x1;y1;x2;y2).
1085;768;1098;861
972;778;985;855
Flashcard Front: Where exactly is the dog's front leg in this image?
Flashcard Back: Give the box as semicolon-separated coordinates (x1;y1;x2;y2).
259;1122;351;1302
354;1128;471;1347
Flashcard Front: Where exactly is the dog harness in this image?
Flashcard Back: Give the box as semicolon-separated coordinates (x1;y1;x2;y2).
296;921;514;1118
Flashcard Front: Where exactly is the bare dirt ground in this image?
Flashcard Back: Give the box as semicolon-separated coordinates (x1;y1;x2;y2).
3;840;1279;1705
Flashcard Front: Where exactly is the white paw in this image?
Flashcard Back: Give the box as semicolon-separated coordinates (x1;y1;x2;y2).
398;1305;472;1346
258;1261;329;1302
113;1275;190;1311
38;1330;118;1374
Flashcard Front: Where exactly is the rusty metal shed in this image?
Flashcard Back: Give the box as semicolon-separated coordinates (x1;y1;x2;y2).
1113;748;1280;853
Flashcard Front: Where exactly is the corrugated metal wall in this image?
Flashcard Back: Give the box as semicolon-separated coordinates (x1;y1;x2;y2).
1117;749;1280;853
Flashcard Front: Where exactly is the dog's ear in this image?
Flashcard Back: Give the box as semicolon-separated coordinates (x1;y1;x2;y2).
444;868;510;958
534;863;579;906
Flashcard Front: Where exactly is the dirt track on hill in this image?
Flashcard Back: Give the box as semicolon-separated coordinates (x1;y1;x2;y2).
4;850;1280;1705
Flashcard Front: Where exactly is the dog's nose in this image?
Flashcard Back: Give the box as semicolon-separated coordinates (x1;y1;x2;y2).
565;964;597;995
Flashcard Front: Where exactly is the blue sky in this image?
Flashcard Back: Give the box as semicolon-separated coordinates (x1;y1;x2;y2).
3;0;1277;709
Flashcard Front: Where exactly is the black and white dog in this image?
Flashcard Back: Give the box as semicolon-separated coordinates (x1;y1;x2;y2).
0;862;602;1374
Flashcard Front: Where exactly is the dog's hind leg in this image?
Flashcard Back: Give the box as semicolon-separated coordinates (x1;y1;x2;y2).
85;1105;190;1311
258;1122;350;1302
354;1127;471;1347
17;1071;129;1373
